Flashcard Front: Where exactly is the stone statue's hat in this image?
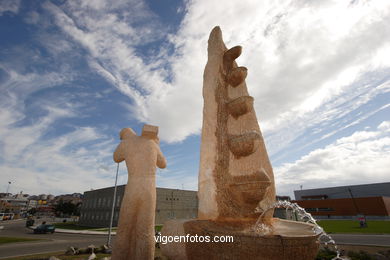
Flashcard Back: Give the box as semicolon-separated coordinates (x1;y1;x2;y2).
141;124;159;140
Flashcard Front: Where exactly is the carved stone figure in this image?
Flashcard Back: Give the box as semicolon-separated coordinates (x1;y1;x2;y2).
111;125;166;260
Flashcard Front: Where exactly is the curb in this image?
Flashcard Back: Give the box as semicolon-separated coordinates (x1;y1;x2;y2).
55;228;116;235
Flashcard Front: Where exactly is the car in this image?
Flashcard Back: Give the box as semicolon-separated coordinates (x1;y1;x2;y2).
33;224;55;234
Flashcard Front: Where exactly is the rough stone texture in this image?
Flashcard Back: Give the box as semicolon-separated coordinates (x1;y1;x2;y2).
198;26;275;220
111;125;166;260
161;26;320;260
161;219;320;260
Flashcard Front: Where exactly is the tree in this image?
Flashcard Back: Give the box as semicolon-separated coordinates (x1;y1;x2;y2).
54;200;80;217
27;208;37;215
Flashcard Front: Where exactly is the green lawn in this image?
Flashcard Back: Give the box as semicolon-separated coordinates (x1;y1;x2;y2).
317;220;390;234
0;237;43;245
54;222;162;232
53;222;93;230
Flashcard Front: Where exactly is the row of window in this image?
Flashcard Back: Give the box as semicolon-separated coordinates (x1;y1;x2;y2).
80;211;119;221
83;195;122;209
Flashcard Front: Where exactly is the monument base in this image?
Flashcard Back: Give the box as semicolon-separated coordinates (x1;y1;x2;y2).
160;218;320;260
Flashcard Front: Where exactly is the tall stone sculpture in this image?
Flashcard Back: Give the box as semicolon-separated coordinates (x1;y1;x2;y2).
198;26;275;220
112;125;166;260
160;26;320;260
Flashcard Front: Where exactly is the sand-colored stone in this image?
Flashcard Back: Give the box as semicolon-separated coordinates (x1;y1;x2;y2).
198;26;275;220
111;125;166;260
160;26;320;260
162;218;319;260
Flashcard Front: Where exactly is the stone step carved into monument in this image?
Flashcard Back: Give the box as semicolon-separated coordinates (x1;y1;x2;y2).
228;131;261;158
229;169;271;204
223;46;242;72
227;95;254;118
227;67;248;87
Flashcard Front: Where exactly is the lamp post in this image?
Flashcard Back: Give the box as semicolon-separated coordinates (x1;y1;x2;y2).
107;163;120;247
6;181;11;196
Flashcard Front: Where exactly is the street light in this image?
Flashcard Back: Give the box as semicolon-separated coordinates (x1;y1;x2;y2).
6;181;11;196
107;163;120;247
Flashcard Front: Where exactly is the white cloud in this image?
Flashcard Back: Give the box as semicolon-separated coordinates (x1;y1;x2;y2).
0;67;116;195
0;0;20;16
42;0;390;146
275;121;390;197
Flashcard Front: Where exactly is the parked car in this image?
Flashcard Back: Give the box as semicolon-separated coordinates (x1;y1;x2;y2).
33;223;55;234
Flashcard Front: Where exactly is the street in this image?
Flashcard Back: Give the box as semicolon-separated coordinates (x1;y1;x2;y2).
0;219;110;259
1;219;389;259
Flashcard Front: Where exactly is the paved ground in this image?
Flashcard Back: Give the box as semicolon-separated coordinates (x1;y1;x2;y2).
1;219;389;258
0;219;111;259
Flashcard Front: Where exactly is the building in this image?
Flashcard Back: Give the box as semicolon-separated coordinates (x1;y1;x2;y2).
79;186;198;227
0;195;28;215
53;193;83;205
293;182;390;219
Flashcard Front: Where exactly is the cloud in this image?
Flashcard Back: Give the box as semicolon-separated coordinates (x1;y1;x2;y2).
0;65;116;195
42;0;390;146
275;121;390;197
0;0;20;16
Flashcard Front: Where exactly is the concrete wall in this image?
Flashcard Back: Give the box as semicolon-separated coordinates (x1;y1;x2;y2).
79;186;198;227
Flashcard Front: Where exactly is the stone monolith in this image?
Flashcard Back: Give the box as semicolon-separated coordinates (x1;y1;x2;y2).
198;26;275;220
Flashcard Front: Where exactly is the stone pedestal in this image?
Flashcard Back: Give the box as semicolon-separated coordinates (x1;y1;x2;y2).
161;218;320;260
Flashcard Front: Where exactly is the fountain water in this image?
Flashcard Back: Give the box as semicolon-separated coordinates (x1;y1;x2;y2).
253;200;347;260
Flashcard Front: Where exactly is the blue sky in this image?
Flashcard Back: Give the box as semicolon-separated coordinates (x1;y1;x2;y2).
0;0;389;198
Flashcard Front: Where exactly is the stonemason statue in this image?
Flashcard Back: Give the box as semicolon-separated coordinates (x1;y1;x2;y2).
112;124;167;260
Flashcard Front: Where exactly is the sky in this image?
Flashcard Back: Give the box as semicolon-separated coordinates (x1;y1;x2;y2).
0;0;389;199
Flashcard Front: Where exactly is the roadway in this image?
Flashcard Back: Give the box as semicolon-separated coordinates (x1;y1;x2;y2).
0;219;389;258
0;219;110;259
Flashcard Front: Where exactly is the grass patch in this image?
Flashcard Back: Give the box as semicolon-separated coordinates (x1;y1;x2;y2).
155;225;163;232
317;220;390;234
53;222;95;230
53;222;163;233
0;237;43;245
